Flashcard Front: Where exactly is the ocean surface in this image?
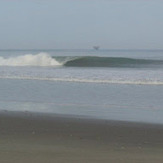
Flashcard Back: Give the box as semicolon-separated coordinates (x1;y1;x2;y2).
0;49;163;124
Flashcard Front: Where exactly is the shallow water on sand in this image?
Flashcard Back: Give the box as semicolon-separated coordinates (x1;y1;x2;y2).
0;78;163;124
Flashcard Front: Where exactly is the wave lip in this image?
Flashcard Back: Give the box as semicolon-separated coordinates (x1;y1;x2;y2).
0;53;62;67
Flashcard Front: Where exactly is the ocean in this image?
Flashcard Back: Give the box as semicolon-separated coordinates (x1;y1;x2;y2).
0;49;163;124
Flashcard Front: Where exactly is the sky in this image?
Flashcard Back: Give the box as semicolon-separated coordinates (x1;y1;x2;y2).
0;0;163;49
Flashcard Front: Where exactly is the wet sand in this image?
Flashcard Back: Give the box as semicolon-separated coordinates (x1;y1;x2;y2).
0;111;163;163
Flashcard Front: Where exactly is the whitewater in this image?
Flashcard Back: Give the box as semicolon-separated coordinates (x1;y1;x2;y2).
0;53;62;67
0;52;163;85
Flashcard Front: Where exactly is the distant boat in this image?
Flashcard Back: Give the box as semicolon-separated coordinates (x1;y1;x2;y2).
93;46;100;50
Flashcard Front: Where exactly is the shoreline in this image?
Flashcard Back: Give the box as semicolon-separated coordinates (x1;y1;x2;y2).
1;111;163;162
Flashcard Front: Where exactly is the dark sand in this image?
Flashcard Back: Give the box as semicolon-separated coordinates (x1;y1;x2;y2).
0;111;163;163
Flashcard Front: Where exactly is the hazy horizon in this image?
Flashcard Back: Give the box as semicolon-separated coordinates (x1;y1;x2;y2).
0;0;163;49
1;48;163;51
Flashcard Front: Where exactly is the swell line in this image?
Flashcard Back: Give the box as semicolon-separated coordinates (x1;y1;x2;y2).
52;56;163;68
1;53;163;68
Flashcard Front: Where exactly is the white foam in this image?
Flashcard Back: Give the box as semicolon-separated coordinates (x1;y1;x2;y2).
0;53;62;67
0;76;163;85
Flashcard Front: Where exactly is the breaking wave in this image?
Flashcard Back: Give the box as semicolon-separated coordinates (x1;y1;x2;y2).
0;53;163;68
0;53;61;67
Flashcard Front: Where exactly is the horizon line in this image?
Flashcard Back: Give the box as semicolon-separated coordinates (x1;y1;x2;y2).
0;48;163;51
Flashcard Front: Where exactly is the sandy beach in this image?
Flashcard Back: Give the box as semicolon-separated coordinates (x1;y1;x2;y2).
0;111;163;163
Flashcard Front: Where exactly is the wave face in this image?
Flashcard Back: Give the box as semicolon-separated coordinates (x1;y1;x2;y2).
0;53;61;67
0;54;163;68
62;56;163;68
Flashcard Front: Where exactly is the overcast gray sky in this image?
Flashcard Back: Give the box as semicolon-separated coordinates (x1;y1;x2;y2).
0;0;163;49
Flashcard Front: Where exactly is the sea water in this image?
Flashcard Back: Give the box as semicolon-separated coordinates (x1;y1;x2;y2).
0;49;163;124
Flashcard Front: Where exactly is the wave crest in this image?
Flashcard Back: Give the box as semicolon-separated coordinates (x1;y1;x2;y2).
0;53;62;67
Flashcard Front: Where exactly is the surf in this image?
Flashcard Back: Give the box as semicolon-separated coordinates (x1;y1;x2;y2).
0;53;62;67
0;53;163;69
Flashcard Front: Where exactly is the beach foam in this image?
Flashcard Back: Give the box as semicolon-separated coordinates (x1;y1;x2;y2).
0;76;163;85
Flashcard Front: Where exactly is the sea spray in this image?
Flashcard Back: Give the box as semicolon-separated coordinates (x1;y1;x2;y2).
0;53;62;67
